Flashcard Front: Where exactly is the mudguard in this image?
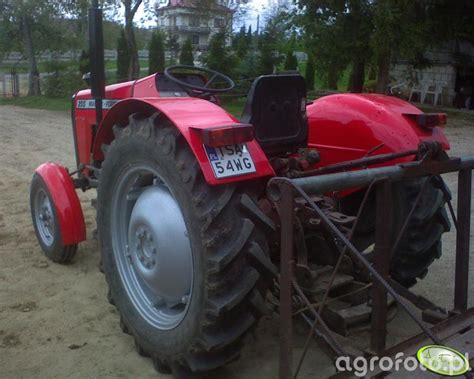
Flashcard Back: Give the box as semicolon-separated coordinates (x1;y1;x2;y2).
35;163;86;245
92;97;275;186
307;93;450;167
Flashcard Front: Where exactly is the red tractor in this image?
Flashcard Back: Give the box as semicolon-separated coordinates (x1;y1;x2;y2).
30;3;452;377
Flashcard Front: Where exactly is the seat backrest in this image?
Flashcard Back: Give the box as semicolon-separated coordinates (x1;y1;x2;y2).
241;74;307;154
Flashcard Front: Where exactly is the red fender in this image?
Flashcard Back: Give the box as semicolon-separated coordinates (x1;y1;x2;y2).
35;163;86;245
307;93;450;168
92;98;275;185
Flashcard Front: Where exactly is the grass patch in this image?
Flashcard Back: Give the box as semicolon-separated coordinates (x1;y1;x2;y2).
221;96;246;118
0;96;71;112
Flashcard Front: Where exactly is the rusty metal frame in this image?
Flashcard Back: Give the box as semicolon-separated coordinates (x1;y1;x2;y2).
268;155;474;379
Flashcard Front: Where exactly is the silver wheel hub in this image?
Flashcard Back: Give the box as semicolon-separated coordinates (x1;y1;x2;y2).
35;190;55;246
128;185;192;307
111;165;194;330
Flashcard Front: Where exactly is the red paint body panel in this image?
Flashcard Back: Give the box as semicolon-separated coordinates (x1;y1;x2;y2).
307;94;450;169
35;163;86;245
92;97;275;185
73;74;450;187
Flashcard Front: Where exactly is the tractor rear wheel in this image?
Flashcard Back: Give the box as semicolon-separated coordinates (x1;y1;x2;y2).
341;176;451;287
97;112;270;375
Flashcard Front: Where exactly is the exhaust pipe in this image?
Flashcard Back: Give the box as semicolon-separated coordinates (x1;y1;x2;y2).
88;0;106;125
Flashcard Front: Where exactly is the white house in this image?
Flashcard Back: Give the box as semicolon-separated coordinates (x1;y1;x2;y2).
156;0;233;50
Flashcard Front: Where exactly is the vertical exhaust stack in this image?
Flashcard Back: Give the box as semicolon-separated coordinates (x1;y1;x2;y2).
88;0;106;125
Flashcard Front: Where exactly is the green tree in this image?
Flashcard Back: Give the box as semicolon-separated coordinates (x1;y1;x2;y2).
117;29;130;82
0;0;64;95
235;25;248;58
78;49;90;75
371;0;432;93
246;25;253;46
305;54;315;90
233;25;246;49
297;0;369;90
256;10;288;75
166;35;180;65
283;49;298;70
121;0;143;80
257;34;276;75
148;31;165;74
204;32;233;75
179;39;194;66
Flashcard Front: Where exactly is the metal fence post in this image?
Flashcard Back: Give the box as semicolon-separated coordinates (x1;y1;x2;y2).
454;169;472;312
278;182;295;379
370;179;393;353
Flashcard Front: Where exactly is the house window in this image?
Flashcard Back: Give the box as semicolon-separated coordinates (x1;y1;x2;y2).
191;35;199;45
189;16;200;26
214;18;225;28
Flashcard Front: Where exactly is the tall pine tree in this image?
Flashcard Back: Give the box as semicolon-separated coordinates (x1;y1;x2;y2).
305;54;315;90
284;49;298;70
148;31;165;74
179;39;194;65
204;33;231;74
116;29;130;83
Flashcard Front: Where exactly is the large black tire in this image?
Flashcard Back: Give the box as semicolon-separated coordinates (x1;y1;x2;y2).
97;113;272;375
30;173;77;263
341;176;451;287
390;177;451;286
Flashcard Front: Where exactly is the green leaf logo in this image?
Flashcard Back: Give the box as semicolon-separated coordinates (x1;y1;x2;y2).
417;345;470;376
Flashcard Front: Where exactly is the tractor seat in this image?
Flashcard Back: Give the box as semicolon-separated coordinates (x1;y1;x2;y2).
241;74;307;155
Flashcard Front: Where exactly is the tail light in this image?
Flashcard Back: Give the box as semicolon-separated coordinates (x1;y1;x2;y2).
404;113;447;129
198;123;255;147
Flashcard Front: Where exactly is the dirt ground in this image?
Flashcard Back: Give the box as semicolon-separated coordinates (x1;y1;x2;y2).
0;105;473;378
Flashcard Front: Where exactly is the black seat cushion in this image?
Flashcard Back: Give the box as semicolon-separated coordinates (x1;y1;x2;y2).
241;74;307;154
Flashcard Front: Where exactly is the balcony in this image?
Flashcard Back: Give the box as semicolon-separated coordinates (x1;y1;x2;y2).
169;25;211;33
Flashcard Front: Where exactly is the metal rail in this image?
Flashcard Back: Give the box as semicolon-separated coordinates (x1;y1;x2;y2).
269;155;474;378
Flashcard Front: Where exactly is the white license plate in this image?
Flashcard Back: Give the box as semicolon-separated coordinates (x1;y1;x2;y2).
204;144;256;179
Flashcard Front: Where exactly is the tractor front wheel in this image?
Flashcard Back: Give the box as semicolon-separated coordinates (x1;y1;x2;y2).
30;173;77;263
97;113;270;375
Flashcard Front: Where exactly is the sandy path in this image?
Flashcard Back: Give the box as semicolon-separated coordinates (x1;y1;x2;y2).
0;105;472;378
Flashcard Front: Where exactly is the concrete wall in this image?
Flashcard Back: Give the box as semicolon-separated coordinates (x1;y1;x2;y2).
390;41;474;106
390;63;456;105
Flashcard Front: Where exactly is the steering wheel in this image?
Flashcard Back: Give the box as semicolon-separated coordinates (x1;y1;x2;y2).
164;65;235;97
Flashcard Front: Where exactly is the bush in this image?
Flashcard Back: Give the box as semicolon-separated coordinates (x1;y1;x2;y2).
42;60;84;98
43;68;84;98
364;79;377;93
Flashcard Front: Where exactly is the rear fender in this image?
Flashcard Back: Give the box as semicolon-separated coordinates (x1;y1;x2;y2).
307;93;450;168
35;163;86;245
92;98;274;185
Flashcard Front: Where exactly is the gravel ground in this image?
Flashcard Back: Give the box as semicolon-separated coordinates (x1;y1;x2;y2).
0;105;472;378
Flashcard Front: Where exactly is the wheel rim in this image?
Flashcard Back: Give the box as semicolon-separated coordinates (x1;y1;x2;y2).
111;164;193;330
34;189;55;247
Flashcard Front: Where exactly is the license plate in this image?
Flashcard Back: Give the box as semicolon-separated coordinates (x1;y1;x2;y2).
204;144;256;179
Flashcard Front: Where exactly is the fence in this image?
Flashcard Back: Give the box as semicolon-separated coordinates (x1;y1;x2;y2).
1;71;25;97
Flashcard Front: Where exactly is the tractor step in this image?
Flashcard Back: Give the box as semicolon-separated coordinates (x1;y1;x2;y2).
323;295;397;336
300;265;355;297
298;266;397;337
